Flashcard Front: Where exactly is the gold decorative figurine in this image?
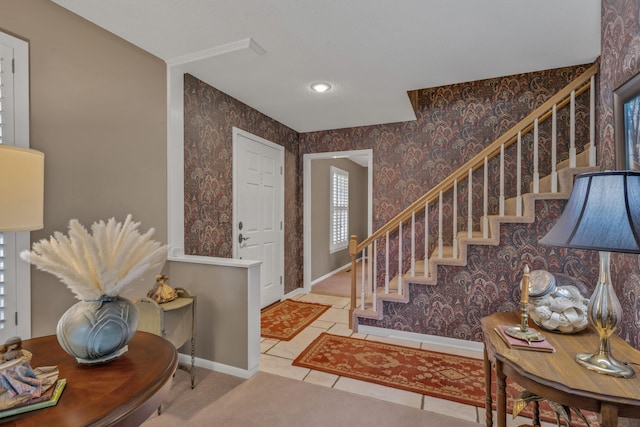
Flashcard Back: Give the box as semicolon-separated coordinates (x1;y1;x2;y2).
147;274;178;304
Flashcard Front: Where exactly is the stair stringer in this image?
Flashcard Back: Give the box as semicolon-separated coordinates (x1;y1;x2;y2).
352;165;600;330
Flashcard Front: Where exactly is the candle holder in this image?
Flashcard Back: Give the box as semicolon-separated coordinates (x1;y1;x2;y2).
505;302;545;343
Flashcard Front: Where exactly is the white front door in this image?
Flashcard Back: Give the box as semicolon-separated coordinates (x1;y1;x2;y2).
233;128;284;308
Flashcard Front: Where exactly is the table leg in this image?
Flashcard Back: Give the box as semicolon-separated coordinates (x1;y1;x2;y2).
484;346;493;427
496;359;506;427
190;335;196;389
190;297;196;389
600;403;618;427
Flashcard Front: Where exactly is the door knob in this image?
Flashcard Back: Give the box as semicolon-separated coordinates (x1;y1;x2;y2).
238;234;250;244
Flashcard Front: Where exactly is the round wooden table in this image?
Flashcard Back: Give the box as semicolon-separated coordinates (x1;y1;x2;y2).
1;331;178;426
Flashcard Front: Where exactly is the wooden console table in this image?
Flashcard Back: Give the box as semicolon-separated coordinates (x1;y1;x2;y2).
2;332;178;426
482;312;640;427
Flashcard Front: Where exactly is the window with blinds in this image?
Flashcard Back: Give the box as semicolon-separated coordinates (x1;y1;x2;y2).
0;31;31;340
330;166;349;252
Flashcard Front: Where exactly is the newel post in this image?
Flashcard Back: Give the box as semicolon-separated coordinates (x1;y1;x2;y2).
349;235;358;329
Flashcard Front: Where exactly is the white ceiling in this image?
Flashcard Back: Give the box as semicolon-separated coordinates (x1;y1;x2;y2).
51;0;601;133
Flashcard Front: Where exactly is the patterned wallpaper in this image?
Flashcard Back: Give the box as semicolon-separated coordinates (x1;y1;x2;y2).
358;200;600;341
599;0;640;347
183;74;302;293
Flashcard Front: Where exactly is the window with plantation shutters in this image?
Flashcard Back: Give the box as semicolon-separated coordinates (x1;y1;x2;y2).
0;31;31;340
330;166;349;252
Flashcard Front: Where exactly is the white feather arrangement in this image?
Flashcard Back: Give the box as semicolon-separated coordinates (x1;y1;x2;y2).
20;215;167;301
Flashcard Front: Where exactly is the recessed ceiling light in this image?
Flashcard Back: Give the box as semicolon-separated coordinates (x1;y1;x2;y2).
310;82;332;93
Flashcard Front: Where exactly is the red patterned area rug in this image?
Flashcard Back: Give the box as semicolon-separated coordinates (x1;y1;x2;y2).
260;299;331;341
293;333;599;426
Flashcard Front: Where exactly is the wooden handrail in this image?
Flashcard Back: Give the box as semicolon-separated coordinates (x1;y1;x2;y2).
352;63;598;255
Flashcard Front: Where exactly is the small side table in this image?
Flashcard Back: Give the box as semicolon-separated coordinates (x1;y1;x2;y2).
136;287;196;388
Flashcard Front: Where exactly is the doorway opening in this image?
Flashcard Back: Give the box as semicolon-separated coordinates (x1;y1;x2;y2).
302;150;373;296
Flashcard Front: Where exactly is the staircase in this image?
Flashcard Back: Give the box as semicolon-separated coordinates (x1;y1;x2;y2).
348;64;599;332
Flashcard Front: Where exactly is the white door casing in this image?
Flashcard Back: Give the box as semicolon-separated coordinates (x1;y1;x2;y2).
233;128;284;308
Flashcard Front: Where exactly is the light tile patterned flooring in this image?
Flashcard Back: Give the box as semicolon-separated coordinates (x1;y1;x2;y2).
260;293;555;427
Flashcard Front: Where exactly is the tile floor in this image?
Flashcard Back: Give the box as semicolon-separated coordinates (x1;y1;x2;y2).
260;293;555;427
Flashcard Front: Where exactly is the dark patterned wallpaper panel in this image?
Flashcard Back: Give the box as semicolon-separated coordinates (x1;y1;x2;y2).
359;200;600;341
183;74;302;293
600;0;640;347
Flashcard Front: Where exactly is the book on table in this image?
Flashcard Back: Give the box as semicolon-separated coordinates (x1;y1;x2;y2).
494;325;555;353
0;378;66;419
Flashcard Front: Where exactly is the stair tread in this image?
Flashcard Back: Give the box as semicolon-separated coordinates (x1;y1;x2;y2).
530;149;592;193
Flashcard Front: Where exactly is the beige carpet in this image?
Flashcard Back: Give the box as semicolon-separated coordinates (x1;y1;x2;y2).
142;368;480;427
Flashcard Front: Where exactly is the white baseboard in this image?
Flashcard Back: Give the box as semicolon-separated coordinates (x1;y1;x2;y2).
177;315;483;380
310;256;366;286
178;353;259;379
310;262;351;286
357;325;484;360
284;287;306;300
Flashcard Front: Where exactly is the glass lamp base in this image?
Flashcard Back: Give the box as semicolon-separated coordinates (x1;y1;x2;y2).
576;351;635;378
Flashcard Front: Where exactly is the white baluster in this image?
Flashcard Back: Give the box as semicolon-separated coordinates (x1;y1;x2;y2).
467;168;473;238
516;131;522;216
411;211;415;276
483;156;488;239
551;105;558;193
438;190;443;258
360;247;365;310
373;239;377;309
385;231;389;294
590;75;596;167
499;144;505;216
398;221;403;295
424;199;429;277
453;179;458;258
533;118;540;193
570;90;576;168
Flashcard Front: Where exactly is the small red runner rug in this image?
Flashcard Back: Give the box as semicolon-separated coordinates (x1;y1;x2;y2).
260;299;331;341
294;333;599;426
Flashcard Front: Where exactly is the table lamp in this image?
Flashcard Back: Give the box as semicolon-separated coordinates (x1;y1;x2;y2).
0;144;44;231
539;171;640;378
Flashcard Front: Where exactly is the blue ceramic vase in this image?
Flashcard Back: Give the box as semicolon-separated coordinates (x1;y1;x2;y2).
56;295;139;363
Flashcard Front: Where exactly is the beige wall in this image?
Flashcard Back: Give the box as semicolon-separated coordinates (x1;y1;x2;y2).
168;260;259;370
0;0;168;337
310;158;368;281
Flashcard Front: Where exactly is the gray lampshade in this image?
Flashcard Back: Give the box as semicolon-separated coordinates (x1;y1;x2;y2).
539;171;640;254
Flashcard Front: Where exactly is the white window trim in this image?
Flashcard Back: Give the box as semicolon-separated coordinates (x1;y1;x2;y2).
0;31;31;339
329;166;349;253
